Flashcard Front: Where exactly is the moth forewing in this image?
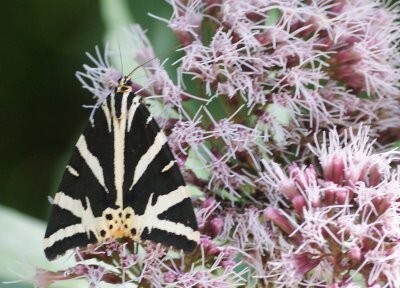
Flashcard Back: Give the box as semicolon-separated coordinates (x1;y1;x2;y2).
44;76;199;260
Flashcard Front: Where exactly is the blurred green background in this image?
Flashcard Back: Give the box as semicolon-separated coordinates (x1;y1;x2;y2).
0;1;177;286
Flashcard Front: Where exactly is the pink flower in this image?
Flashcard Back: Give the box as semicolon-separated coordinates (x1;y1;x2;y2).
39;0;400;286
75;44;121;116
259;126;400;285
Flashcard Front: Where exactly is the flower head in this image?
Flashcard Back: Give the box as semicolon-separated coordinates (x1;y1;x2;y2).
38;0;400;287
259;126;400;286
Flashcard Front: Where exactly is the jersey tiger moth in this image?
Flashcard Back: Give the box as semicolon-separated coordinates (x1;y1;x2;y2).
43;75;200;260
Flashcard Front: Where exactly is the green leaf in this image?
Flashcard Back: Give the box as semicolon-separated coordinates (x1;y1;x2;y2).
145;98;179;119
0;205;84;288
266;103;290;126
185;148;211;181
187;184;204;198
265;8;281;26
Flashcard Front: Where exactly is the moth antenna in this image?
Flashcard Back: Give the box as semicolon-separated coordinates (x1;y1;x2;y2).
117;38;124;75
126;56;158;78
125;43;184;79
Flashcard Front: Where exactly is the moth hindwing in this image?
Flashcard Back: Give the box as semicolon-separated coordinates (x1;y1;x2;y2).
43;76;200;260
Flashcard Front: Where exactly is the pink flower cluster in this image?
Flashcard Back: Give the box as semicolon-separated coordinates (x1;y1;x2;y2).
260;127;400;286
36;0;400;287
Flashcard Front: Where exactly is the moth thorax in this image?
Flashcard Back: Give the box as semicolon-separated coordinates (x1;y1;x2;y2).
98;207;140;241
116;85;132;94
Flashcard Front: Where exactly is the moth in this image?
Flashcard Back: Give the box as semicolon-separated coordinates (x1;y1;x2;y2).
43;74;200;260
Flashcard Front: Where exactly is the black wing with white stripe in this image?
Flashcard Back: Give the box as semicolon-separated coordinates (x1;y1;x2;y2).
44;77;199;260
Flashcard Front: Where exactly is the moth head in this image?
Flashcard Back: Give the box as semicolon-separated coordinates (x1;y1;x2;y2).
116;56;157;94
116;76;133;94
